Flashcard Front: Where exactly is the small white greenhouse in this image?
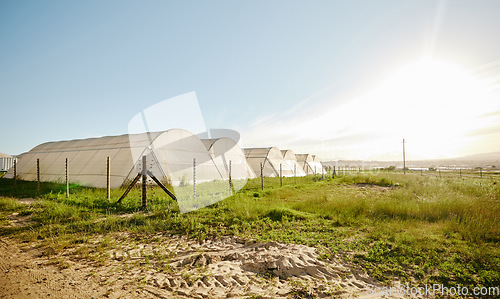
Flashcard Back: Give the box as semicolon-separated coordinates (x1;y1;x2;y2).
280;150;306;177
243;147;289;177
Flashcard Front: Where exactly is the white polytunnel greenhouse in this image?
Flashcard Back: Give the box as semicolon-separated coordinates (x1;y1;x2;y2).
280;150;306;177
312;155;326;174
4;129;223;189
201;138;256;180
0;153;16;172
296;153;325;175
243;147;290;177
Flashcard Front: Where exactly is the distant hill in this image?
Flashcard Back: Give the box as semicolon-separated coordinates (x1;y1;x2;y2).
448;152;500;161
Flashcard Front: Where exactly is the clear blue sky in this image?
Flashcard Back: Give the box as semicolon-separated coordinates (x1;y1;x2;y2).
1;0;500;160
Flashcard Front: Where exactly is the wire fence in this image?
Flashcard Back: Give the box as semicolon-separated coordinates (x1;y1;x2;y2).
324;166;500;181
4;158;498;208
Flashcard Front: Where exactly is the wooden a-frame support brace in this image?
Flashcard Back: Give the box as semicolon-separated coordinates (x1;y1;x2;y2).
116;171;177;205
147;170;177;201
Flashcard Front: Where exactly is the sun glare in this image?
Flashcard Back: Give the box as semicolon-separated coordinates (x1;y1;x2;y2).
361;59;497;158
245;59;498;161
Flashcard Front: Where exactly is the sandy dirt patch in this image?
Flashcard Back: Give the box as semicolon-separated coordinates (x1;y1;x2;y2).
0;231;408;298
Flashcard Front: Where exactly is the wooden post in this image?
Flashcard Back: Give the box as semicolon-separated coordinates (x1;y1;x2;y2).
322;167;325;180
229;160;233;194
193;158;196;199
294;163;296;184
13;159;16;190
65;158;69;198
480;168;483;178
106;157;110;200
147;170;177;201
314;166;317;180
403;138;406;174
280;163;282;187
116;174;140;203
332;166;336;178
460;168;462;178
37;158;40;194
141;156;147;209
260;162;264;190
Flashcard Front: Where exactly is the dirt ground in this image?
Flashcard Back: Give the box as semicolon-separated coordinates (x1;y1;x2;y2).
1;210;407;298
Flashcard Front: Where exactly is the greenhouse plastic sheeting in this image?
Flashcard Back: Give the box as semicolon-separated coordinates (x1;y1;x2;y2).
244;147;290;177
202;138;255;180
4;129;223;189
311;155;326;174
296;153;325;175
281;149;306;177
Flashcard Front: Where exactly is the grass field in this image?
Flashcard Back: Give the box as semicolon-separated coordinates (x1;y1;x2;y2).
0;171;499;292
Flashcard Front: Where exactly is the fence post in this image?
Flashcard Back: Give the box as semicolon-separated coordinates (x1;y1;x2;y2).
459;168;462;178
480;168;482;178
13;159;17;190
322;167;325;180
294;163;296;185
260;162;264;190
229;160;233;194
107;157;110;200
142;155;147;209
280;163;283;187
65;158;69;198
193;158;196;199
332;166;336;178
37;158;40;194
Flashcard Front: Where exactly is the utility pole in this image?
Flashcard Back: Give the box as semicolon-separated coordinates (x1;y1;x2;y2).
403;138;406;174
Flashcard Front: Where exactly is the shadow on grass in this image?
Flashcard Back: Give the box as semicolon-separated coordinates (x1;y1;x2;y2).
0;177;79;198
